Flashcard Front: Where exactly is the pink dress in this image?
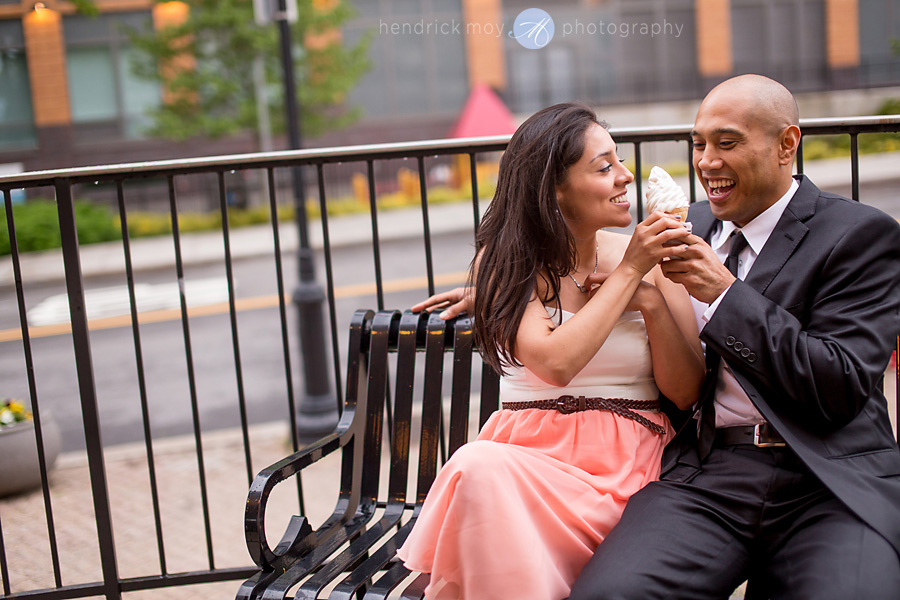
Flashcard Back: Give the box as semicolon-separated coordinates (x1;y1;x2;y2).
397;309;673;600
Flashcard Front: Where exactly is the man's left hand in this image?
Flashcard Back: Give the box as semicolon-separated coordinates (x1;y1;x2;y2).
659;234;736;303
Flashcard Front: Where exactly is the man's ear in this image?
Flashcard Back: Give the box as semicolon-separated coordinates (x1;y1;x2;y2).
779;125;801;165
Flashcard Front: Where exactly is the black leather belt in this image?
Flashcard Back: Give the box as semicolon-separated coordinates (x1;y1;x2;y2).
715;423;786;448
501;396;665;435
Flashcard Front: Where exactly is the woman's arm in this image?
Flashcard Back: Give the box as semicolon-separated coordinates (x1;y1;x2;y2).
513;216;690;387
512;265;647;387
642;265;705;409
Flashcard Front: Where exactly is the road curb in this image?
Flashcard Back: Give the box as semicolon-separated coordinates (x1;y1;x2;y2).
3;152;898;287
0;201;481;287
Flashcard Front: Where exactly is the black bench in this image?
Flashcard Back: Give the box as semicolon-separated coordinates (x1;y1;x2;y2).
237;309;499;600
237;309;900;600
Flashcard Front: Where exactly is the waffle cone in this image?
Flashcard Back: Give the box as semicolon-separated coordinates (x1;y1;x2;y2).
668;206;689;222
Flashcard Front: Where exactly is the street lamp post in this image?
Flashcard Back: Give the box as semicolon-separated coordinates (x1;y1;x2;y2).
274;0;338;443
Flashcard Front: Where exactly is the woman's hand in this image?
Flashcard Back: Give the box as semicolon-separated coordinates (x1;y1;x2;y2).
621;212;691;276
584;273;663;314
411;287;473;319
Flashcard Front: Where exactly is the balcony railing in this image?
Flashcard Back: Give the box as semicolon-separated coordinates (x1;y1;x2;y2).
0;115;898;599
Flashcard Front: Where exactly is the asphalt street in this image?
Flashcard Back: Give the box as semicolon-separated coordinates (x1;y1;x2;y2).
2;154;899;452
0;228;476;452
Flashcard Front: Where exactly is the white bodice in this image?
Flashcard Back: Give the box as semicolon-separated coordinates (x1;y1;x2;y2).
499;309;659;402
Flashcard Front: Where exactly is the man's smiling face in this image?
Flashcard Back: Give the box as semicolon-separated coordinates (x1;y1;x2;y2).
691;90;790;227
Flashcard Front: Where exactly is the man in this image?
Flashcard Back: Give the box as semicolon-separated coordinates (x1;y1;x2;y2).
418;75;900;597
567;74;900;598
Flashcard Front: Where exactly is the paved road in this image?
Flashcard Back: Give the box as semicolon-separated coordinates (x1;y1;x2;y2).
2;160;898;452
0;227;476;451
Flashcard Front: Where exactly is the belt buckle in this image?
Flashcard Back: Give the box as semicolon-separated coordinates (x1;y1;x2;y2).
753;423;785;447
555;395;580;414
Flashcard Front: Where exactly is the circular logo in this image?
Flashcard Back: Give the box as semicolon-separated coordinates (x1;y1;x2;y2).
510;8;554;50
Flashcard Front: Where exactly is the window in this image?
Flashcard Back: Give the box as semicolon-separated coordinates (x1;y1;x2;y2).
343;0;468;120
859;0;900;85
731;0;827;92
0;20;35;150
64;12;161;142
505;0;698;111
507;42;575;114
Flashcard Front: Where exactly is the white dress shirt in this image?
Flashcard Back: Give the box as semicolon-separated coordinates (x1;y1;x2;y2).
692;179;799;427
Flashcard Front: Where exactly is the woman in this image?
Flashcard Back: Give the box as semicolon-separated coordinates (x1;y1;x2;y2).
396;103;704;600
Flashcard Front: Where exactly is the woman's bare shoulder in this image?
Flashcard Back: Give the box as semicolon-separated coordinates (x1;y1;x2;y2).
596;229;629;257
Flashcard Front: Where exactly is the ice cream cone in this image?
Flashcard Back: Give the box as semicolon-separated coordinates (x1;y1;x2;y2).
668;206;689;222
645;166;690;223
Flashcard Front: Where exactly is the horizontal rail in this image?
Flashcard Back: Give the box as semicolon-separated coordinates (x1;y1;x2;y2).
0;116;897;187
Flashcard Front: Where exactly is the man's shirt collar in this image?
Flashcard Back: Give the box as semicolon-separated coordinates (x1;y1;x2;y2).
712;178;799;254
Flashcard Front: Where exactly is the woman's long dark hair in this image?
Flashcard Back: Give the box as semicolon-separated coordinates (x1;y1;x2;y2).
471;102;605;376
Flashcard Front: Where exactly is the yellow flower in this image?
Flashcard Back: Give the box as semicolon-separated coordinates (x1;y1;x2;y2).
0;398;32;427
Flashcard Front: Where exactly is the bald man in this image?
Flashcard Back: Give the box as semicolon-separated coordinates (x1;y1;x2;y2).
568;75;900;599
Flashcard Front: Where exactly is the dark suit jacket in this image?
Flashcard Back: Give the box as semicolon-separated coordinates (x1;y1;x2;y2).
662;175;900;556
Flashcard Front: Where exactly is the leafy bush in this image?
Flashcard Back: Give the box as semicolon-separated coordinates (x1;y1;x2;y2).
124;212;172;238
74;201;122;245
801;98;900;160
125;204;278;236
0;179;532;256
0;200;121;256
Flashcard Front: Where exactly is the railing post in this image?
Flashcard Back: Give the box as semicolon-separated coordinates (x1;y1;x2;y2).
54;177;121;599
849;132;860;200
275;0;339;443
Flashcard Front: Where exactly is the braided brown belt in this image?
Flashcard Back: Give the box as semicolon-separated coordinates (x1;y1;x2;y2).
501;395;666;436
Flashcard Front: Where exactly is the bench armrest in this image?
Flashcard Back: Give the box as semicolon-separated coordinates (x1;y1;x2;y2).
243;309;375;572
244;416;354;571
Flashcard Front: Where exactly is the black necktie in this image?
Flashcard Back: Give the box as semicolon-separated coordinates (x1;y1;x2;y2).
724;230;749;278
698;230;749;459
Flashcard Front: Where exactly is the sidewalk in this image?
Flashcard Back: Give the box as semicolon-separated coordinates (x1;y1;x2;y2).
0;200;481;287
0;421;345;599
2;151;898;287
7;381;896;598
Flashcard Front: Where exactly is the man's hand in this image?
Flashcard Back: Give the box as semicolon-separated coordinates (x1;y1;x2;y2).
659;234;736;303
411;287;472;320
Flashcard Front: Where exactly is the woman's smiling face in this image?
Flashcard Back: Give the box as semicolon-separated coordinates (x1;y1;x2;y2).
555;124;635;234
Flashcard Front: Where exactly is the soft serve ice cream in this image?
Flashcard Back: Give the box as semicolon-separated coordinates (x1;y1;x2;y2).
645;166;690;222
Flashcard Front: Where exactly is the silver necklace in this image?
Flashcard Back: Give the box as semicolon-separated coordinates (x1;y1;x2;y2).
569;242;599;293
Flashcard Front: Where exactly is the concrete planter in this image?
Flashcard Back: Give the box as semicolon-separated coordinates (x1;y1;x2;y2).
0;413;61;497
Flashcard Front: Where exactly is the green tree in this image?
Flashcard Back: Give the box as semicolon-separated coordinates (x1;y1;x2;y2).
70;0;100;16
127;0;369;142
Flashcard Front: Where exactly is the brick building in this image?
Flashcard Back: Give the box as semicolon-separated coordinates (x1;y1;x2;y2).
1;0;899;173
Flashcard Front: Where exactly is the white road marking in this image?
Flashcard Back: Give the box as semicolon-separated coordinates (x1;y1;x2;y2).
28;277;231;326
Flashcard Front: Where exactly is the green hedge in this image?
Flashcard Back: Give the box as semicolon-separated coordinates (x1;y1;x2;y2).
0;200;121;256
0;185;491;256
801;99;900;160
0;200;288;256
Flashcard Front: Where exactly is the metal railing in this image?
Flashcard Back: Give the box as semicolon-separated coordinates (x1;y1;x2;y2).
0;115;898;599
